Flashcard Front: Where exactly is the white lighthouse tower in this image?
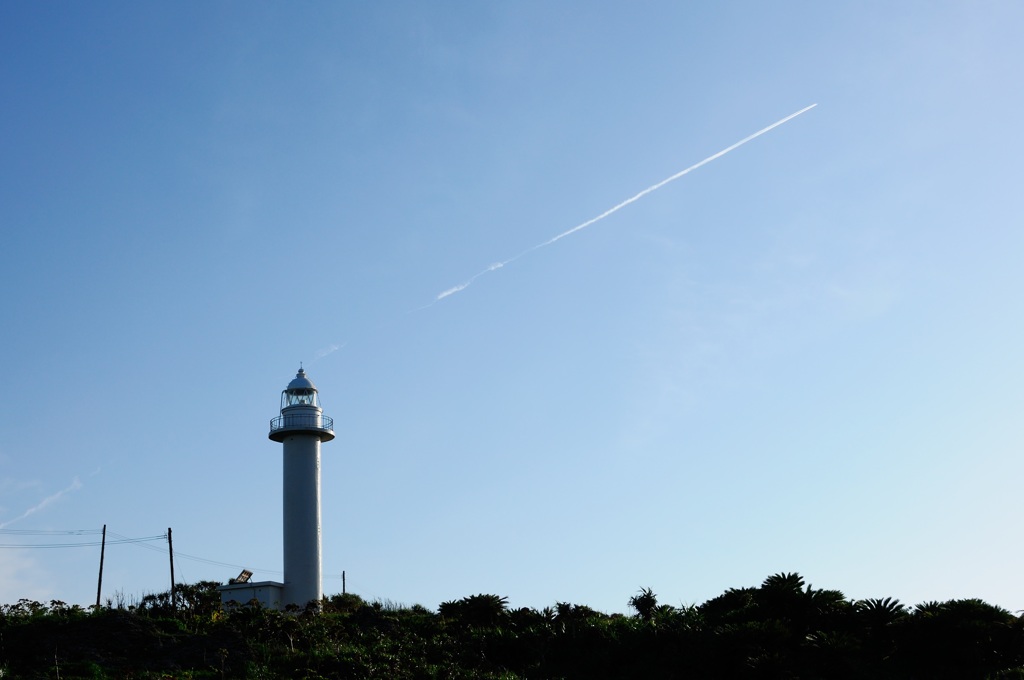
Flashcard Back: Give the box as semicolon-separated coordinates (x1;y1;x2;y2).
268;367;335;608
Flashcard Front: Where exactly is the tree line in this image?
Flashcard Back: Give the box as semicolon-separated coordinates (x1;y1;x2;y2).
2;572;1023;678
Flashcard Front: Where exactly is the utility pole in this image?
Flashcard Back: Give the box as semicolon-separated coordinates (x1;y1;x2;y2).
342;570;346;595
167;527;176;610
95;524;106;608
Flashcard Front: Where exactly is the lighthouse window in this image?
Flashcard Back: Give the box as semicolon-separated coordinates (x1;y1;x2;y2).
284;388;319;407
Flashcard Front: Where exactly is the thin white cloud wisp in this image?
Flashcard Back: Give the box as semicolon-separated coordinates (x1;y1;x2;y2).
0;477;83;529
433;104;818;303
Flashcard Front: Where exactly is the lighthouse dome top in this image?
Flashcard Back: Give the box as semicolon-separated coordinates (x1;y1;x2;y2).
281;367;322;410
287;367;317;392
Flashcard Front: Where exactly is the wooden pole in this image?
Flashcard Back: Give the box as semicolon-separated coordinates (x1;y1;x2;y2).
95;524;106;608
167;527;176;610
342;570;346;595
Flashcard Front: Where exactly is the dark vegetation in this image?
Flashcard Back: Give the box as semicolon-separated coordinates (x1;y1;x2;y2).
3;573;1024;678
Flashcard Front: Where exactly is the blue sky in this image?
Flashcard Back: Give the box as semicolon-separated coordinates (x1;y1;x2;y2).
2;2;1023;613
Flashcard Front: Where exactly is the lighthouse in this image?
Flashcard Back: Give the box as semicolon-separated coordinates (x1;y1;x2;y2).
268;367;335;608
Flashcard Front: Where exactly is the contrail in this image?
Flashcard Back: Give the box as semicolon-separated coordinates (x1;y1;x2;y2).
435;262;506;302
310;343;344;364
0;477;82;529
433;104;817;302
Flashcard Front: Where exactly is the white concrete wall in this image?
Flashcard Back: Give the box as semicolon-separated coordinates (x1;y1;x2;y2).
282;431;322;608
218;581;285;610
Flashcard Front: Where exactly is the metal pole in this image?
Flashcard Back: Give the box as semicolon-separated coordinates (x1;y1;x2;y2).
95;524;106;608
167;527;176;610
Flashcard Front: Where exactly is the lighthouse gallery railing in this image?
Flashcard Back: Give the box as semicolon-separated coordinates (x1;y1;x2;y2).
269;413;334;433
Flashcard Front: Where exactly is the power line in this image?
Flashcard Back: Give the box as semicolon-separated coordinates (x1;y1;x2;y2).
0;528;103;535
0;527;343;582
107;531;170;554
108;530;283;576
0;535;166;549
172;549;282;576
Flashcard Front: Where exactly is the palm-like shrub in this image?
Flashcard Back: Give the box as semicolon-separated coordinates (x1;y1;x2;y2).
628;587;658;622
438;593;509;628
